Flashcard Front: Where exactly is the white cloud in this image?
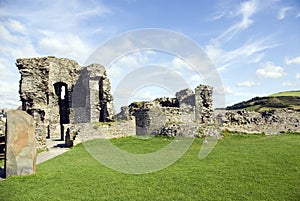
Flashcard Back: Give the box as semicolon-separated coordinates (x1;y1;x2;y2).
224;39;276;62
207;0;281;72
205;43;222;62
225;87;234;94
170;57;194;71
0;0;111;108
210;12;227;21
237;0;257;28
0;18;40;109
285;56;300;65
206;38;277;71
0;19;39;59
0;81;20;108
0;58;16;80
277;7;292;20
296;73;300;79
256;62;285;78
217;0;258;41
109;50;156;71
38;34;91;64
251;53;265;63
0;23;18;43
107;66;123;78
220;86;235;95
0;1;112;34
282;81;296;87
6;19;27;35
297;12;300;18
237;81;259;87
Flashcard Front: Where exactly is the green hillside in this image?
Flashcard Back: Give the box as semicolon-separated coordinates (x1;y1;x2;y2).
226;90;300;112
269;90;300;97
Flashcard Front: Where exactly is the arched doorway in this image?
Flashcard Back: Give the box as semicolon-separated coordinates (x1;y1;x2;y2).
99;77;109;122
54;82;69;140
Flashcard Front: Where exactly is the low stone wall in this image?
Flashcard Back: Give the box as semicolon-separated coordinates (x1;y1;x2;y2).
216;109;300;134
160;122;199;137
71;118;136;145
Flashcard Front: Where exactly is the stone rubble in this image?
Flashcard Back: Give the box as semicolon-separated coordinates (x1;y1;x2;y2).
216;109;300;134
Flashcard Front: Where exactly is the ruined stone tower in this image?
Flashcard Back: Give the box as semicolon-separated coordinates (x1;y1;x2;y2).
195;85;213;124
72;64;114;123
17;57;114;149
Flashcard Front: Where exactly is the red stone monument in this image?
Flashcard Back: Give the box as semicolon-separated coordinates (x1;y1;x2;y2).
5;110;36;177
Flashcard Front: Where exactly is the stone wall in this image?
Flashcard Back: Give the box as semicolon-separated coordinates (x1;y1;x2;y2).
16;57;115;150
175;88;195;114
195;85;213;124
216;109;300;134
71;64;115;123
17;57;80;149
131;84;213;136
70;119;136;145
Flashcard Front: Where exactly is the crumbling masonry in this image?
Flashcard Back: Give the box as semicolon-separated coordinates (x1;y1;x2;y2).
17;57;114;149
16;56;300;149
16;57;214;148
121;85;213;137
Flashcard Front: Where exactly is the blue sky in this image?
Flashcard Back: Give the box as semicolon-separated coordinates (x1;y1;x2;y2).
0;0;300;110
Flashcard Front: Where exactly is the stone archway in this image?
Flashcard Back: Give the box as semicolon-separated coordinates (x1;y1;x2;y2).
53;82;69;140
99;77;109;122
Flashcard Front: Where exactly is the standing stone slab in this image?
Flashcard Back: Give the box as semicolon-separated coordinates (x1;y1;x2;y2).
5;110;36;177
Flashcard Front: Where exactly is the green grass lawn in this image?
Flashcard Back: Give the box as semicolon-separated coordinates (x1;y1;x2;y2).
0;134;299;201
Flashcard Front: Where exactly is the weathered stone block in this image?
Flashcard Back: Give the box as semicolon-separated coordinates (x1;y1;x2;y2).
5;110;37;177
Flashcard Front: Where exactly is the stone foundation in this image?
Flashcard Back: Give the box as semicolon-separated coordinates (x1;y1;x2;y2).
216;109;300;134
69;119;136;145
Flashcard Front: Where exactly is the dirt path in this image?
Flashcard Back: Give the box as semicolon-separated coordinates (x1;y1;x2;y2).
36;139;69;164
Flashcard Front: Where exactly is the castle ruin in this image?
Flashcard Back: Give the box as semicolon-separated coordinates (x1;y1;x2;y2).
15;56;215;149
121;85;213;137
16;57;114;149
14;56;300;150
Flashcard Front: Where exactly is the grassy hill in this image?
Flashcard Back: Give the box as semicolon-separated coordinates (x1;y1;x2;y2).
226;90;300;112
269;90;300;97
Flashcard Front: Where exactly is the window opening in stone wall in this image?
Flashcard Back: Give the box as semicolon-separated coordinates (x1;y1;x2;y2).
99;78;109;122
54;82;69;124
61;86;66;100
53;82;70;139
46;93;49;105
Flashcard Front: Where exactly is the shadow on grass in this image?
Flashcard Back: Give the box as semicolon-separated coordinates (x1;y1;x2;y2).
0;166;5;179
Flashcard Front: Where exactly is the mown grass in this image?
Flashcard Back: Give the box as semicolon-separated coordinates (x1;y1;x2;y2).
0;134;299;201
